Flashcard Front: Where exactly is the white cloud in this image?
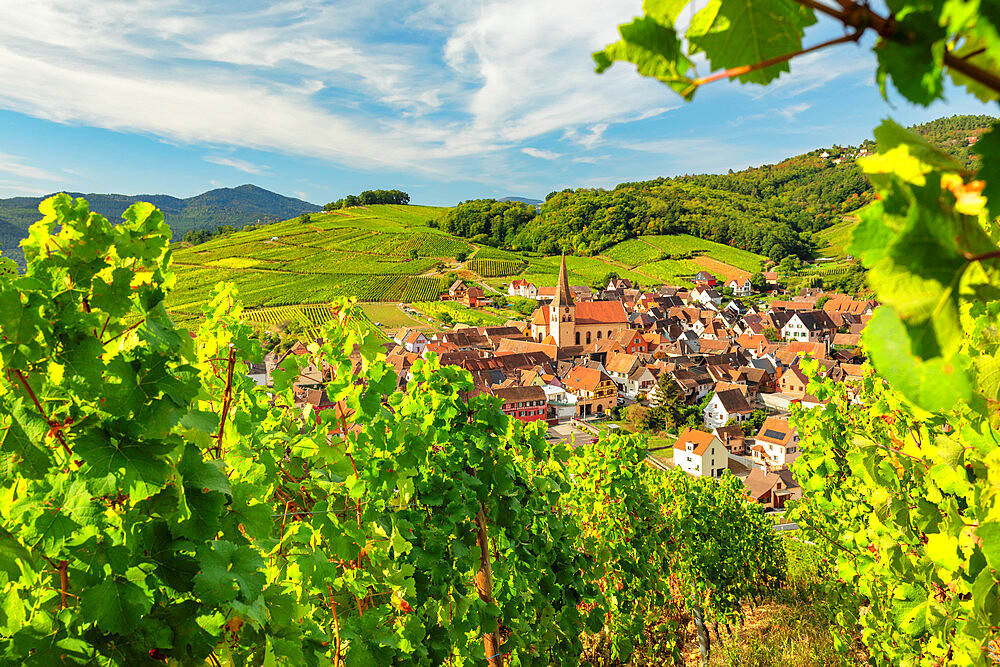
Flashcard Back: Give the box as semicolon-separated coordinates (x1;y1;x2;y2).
0;153;62;183
521;147;561;160
204;156;269;174
778;102;812;119
0;0;783;184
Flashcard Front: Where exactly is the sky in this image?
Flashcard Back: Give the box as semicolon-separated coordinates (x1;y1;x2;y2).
0;0;994;206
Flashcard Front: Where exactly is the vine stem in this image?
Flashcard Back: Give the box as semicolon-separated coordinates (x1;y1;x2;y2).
964;248;1000;263
58;560;69;609
213;346;236;457
329;586;342;667
475;505;502;667
14;369;72;456
692;30;861;87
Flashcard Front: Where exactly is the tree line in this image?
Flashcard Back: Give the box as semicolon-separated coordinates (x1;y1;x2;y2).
323;189;410;210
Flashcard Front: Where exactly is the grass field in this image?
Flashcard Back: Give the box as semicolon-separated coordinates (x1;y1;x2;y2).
358;302;430;331
815;216;859;257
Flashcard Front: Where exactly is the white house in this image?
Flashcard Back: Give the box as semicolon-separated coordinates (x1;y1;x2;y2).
751;416;800;469
542;384;577;422
726;275;753;297
623;366;656;400
781;311;836;343
394;328;427;354
703;388;753;429
507;279;538;300
673;428;729;478
691;286;722;308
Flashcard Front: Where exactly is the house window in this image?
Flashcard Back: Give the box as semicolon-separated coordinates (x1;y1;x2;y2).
597;331;602;339
575;332;580;345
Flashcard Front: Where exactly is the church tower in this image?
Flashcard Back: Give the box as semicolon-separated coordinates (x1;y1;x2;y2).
548;254;575;347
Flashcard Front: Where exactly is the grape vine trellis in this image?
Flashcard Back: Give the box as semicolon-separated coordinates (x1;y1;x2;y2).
598;0;1000;662
0;195;783;665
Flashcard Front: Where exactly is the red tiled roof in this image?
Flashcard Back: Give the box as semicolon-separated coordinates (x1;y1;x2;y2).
672;428;719;456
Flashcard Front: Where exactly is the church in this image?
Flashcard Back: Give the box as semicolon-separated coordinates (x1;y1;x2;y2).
530;255;630;347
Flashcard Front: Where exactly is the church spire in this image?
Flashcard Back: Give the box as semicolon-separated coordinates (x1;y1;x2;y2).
552;253;573;307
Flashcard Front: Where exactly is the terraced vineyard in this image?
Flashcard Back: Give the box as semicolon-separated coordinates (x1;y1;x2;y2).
168;205;462;319
466;258;524;277
243;303;337;338
169;203;769;322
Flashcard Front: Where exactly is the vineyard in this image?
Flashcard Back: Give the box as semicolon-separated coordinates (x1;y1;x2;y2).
242;303;337;338
410;300;509;326
466;257;525;277
0;195;788;666
400;276;448;302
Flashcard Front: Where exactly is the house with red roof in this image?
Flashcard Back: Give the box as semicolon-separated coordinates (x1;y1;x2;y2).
673;428;729;478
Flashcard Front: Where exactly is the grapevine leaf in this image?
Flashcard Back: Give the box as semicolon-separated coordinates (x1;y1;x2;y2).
593;16;695;99
193;540;266;605
947;36;1000;103
925;532;961;571
79;577;152;635
892;583;929;635
157;601;217;661
869;119;963;175
863;307;971;411
71;429;174;494
875;12;946;106
0;525;33;579
686;0;816;85
974;122;1000;218
977;522;1000;570
1;400;54;479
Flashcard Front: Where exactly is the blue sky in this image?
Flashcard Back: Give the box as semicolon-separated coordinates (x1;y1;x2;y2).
0;0;993;206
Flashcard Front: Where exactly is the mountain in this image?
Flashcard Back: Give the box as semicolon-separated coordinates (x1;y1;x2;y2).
0;184;320;267
499;196;542;206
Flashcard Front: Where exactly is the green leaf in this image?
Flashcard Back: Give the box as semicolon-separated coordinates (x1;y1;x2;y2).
193;540;265;605
79;577;152;635
594;16;696;98
686;0;816;85
925;531;961;571
978;521;1000;570
974;122;1000;218
863;307;971;412
875;12;946;106
892;583;929;635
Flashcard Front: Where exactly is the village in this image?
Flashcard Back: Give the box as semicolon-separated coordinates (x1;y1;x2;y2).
260;255;875;514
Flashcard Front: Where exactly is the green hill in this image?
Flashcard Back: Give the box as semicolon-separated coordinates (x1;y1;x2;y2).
168;204;460;318
0;184;319;268
167;203;769;320
439;114;996;263
814;216;860;258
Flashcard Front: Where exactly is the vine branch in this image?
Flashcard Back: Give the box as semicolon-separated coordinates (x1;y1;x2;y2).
14;369;72;456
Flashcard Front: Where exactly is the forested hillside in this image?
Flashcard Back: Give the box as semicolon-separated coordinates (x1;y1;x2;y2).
0;184;319;267
439;114;995;262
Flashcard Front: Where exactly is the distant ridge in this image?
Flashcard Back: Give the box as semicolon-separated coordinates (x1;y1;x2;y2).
499;196;542;206
0;184;320;267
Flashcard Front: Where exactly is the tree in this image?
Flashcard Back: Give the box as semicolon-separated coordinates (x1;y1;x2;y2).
815;294;830;309
777;255;799;276
750;271;766;292
455;249;470;262
741;409;767;436
762;326;779;342
297;212;310;224
409;248;419;260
